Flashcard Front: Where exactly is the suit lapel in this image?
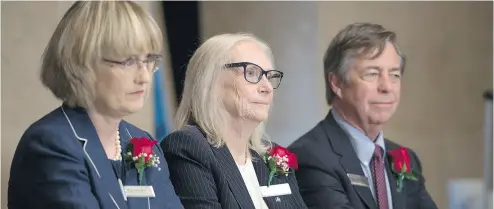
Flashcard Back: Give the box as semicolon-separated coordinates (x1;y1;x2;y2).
120;125;160;187
323;111;377;209
211;145;256;209
61;106;127;209
119;123;154;208
251;151;268;186
251;151;285;209
384;141;406;209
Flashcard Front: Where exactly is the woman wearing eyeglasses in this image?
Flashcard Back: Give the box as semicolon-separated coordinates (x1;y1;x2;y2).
8;2;183;209
160;33;307;209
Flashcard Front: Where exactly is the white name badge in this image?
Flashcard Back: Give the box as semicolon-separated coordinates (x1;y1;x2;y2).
124;186;156;198
260;183;292;197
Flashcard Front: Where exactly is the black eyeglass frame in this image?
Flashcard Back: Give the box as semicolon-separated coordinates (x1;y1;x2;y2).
224;62;284;89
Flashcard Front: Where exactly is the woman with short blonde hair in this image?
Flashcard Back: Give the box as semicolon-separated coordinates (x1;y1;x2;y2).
161;33;307;209
8;2;183;209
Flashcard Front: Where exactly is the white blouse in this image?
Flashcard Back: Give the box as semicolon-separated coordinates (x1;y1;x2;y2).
237;159;269;209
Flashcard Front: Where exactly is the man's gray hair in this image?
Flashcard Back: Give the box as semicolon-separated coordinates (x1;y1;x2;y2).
323;22;406;105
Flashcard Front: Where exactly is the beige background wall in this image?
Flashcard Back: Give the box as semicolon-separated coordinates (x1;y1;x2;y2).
201;1;493;209
1;1;492;209
0;1;174;208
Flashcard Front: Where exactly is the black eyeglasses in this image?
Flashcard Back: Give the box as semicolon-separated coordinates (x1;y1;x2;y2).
224;62;284;89
103;54;163;73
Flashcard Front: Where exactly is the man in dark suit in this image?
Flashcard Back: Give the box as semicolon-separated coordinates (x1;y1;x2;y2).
288;23;438;209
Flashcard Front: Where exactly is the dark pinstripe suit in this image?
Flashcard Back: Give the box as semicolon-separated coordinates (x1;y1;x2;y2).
161;125;308;209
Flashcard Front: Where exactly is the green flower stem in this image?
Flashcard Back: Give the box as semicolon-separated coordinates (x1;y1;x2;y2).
397;174;405;192
268;170;276;187
137;156;146;185
138;168;144;185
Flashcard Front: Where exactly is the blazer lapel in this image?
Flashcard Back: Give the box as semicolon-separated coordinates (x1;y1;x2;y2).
323;110;377;209
60;106;127;209
120;125;160;186
384;141;406;209
251;151;286;209
211;145;256;209
118;123;151;208
251;151;268;186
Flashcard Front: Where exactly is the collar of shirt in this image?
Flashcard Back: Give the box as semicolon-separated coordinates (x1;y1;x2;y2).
331;109;386;165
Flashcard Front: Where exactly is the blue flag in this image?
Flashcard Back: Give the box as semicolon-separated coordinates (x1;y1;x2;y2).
153;68;169;142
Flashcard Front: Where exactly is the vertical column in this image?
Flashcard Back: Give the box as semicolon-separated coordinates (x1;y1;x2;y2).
162;1;200;106
483;91;493;209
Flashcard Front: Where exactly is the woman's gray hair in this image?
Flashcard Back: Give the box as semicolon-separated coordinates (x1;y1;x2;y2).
323;22;406;105
175;33;274;155
41;1;163;108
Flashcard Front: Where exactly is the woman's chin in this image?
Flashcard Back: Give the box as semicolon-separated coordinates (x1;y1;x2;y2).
120;102;145;115
243;110;269;123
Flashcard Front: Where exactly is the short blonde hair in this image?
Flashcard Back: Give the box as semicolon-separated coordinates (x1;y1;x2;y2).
175;33;274;155
41;1;163;108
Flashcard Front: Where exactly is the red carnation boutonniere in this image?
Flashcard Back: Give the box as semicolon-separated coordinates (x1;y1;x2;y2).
263;145;298;186
124;137;160;185
387;147;418;192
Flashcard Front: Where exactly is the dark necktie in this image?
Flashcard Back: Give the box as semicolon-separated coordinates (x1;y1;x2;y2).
371;144;389;209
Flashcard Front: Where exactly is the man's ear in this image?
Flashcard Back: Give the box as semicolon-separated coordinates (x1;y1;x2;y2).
328;72;343;98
